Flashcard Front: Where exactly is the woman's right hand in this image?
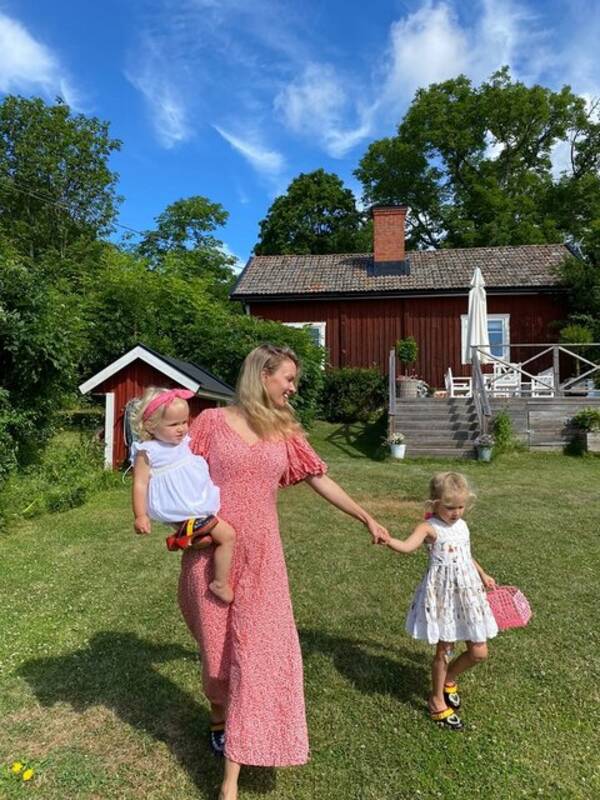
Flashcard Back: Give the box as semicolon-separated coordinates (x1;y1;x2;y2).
134;515;151;535
365;517;390;545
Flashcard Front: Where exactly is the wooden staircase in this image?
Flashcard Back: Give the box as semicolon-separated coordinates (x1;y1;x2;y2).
392;398;478;458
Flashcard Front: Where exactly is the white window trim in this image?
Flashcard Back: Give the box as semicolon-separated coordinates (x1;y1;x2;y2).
104;392;115;470
461;314;510;365
283;321;326;348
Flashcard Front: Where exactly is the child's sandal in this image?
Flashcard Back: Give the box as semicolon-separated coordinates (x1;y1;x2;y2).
443;682;461;710
430;707;464;731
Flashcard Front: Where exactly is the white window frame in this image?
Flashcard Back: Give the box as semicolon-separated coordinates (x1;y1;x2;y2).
461;314;510;364
283;321;326;348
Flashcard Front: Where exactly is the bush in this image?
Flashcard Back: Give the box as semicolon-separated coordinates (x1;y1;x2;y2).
319;367;386;423
493;409;521;454
0;430;119;528
571;407;600;432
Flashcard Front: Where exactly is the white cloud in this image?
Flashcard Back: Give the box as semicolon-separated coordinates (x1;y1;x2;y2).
0;12;78;106
221;242;246;272
125;37;191;149
213;124;285;176
275;62;371;158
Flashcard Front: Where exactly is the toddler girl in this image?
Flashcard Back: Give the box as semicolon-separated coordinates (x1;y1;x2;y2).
386;472;497;730
131;387;234;604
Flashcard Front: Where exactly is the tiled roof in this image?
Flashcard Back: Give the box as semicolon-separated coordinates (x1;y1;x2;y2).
231;244;571;299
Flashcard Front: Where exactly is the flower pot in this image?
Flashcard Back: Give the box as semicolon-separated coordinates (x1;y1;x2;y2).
583;432;600;453
477;445;492;462
390;443;406;459
397;378;419;399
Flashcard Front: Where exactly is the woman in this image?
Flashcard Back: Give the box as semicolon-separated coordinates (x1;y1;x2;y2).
178;344;389;800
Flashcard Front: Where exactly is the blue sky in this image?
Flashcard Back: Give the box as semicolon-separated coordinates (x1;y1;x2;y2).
1;0;598;267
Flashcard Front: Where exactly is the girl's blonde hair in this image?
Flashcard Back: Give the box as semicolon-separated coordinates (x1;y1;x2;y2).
235;344;302;439
132;386;188;442
426;471;476;513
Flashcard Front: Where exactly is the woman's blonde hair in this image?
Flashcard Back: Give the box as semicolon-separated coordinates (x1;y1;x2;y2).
425;471;476;513
235;344;302;439
132;386;188;442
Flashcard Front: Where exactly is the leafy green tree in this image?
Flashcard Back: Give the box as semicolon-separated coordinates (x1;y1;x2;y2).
0;95;121;265
356;68;600;251
255;169;369;255
136;196;237;299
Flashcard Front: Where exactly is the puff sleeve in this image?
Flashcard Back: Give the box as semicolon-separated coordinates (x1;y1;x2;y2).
188;408;217;459
129;440;152;466
279;433;328;488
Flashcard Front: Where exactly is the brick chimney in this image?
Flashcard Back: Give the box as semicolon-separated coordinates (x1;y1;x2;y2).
371;205;410;276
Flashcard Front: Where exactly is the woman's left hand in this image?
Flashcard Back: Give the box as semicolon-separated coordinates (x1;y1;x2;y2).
366;518;390;545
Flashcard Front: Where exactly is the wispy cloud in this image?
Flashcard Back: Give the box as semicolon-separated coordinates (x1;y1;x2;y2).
213;124;285;177
275;62;371;158
125;36;190;149
0;12;79;106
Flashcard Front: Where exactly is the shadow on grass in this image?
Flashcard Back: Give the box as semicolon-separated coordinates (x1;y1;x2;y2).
18;631;276;798
300;629;429;711
322;413;388;461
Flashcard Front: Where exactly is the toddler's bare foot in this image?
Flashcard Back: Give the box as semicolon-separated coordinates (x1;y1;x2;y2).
428;695;448;715
210;581;234;604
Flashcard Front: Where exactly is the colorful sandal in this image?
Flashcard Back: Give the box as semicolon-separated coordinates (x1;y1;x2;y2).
430;707;464;731
443;681;461;710
209;721;225;756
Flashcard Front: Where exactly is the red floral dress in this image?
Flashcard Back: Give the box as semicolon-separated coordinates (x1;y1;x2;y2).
178;407;327;766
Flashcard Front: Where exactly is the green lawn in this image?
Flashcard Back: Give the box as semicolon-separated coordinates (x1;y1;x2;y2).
1;421;599;799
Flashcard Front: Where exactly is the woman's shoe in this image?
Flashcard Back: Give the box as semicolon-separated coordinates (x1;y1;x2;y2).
430;706;464;730
209;721;225;756
443;681;461;710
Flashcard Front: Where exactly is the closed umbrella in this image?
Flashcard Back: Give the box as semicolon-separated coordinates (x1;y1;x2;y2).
466;267;490;364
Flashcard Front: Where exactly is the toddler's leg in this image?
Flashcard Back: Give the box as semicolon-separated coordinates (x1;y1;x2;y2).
430;641;451;713
446;641;488;684
208;520;235;604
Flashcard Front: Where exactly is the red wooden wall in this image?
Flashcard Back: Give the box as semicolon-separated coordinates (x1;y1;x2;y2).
93;361;217;468
249;293;566;387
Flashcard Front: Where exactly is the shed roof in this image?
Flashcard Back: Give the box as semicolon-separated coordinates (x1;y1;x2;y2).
78;343;235;399
231;243;571;300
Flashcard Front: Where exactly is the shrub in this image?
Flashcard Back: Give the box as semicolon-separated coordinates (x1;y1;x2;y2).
493;409;520;453
319;367;386;423
395;336;418;373
571;407;600;432
0;430;119;528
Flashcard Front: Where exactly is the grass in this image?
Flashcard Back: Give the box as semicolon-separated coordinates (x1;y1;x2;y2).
1;420;599;799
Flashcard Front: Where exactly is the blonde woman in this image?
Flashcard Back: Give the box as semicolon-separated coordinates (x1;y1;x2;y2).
178;344;389;800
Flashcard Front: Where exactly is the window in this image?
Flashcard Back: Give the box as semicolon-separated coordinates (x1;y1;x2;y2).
283;321;326;349
461;314;510;364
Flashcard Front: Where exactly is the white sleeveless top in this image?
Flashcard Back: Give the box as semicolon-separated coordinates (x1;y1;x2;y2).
130;434;220;523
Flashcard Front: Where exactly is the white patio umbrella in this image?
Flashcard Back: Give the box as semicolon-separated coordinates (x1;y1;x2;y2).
465;267;491;363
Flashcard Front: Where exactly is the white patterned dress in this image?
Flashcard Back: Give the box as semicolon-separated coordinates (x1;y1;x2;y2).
405;516;498;644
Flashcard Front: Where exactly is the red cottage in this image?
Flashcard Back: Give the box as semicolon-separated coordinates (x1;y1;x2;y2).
230;206;571;388
78;343;234;469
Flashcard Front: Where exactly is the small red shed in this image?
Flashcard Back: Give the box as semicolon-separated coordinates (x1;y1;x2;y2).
78;343;234;469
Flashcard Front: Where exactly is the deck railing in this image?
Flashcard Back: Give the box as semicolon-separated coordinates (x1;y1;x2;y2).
471;350;491;436
470;343;600;397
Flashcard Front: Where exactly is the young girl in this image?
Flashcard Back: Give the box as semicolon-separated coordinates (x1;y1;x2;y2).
131;387;235;604
386;471;497;730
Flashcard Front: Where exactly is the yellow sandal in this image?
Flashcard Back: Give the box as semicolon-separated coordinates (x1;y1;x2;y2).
430;706;464;731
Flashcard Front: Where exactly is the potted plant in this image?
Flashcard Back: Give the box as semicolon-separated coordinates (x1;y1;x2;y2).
571;407;600;452
386;431;406;459
474;433;495;462
395;336;420;398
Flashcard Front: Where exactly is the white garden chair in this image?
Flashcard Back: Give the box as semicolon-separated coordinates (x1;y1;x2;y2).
531;368;555;397
489;361;522;397
445;367;472;398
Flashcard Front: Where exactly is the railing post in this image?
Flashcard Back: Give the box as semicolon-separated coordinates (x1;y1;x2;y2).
553;345;561;397
388;349;396;433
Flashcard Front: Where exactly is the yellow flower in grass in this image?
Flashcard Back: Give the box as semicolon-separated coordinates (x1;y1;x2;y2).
10;762;24;775
22;768;34;781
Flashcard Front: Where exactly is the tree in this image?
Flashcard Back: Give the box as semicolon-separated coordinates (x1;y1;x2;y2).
356;68;600;251
0;95;121;265
255;169;369;255
136;196;237;299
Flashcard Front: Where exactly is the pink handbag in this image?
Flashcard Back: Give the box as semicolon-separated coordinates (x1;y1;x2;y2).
487;586;532;630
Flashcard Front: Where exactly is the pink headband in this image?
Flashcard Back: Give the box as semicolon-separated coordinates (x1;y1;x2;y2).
142;389;195;420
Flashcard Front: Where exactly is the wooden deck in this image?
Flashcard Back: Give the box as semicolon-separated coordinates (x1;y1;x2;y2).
391;396;600;458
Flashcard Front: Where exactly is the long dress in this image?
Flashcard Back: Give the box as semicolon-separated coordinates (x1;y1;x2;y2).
405;516;498;645
177;407;327;767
